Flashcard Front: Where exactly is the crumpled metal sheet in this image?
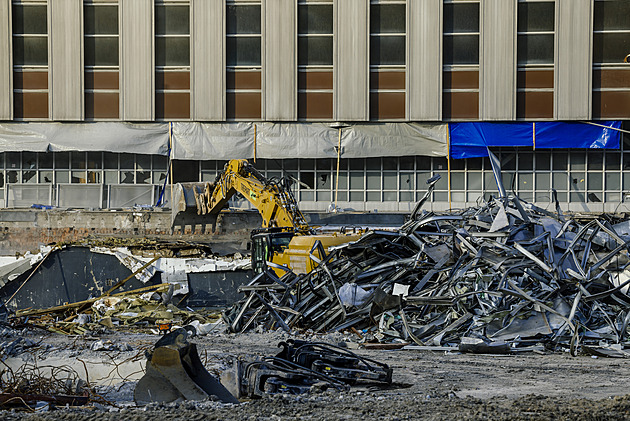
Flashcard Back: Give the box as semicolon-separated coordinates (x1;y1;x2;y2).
223;194;630;354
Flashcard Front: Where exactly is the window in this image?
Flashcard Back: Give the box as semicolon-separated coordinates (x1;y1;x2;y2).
12;2;48;119
84;2;119;119
443;1;479;120
517;1;555;119
370;1;406;120
298;1;333;120
226;1;262;120
592;0;630;119
155;1;190;120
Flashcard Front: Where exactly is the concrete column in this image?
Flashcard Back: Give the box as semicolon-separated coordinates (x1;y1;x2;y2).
121;0;154;121
50;0;84;120
555;0;593;120
335;0;369;121
191;0;225;121
480;0;517;120
408;0;442;121
264;0;297;121
0;0;12;119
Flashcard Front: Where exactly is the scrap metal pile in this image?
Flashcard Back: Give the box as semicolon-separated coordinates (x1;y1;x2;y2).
224;195;630;354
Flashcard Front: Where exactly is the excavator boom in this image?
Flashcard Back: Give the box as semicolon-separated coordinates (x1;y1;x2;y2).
201;159;311;233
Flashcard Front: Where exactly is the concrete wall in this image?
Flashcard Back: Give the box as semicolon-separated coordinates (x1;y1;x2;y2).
0;209;406;255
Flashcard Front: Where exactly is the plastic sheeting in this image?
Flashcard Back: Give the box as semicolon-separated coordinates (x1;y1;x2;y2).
449;121;622;159
172;122;448;160
0;122;170;154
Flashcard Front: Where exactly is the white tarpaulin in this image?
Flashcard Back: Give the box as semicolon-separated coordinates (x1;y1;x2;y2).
0;121;448;159
172;122;447;160
0;122;170;155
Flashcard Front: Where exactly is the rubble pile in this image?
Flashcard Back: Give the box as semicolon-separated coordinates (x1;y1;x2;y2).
224;195;630;354
12;284;220;336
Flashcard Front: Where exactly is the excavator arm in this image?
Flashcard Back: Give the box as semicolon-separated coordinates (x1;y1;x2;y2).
198;159;312;233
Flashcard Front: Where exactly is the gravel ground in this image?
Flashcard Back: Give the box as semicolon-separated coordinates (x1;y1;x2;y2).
2;329;630;420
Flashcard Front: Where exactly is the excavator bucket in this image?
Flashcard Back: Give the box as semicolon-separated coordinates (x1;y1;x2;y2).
170;182;219;233
134;328;239;405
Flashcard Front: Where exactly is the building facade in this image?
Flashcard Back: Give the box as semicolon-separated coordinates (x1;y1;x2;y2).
0;0;629;212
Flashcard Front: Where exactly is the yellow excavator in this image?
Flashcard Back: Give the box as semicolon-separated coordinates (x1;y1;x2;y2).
174;159;361;274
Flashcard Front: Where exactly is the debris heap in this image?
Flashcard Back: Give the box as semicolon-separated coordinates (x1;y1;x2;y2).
224;196;630;354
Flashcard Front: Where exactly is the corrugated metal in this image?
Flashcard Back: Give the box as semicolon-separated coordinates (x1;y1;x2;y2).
556;0;592;120
0;0;12;119
121;0;153;121
408;0;442;121
264;0;296;120
191;0;224;121
50;0;83;120
335;0;369;121
481;0;516;120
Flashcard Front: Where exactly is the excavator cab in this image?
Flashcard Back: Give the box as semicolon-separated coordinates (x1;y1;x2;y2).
251;228;295;274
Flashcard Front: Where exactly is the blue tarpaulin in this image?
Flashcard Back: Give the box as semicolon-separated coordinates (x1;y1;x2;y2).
449;121;622;159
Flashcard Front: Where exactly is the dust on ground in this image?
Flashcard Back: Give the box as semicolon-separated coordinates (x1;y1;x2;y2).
3;329;630;420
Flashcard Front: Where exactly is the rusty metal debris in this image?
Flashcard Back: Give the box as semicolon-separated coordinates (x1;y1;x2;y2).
0;363;89;410
223;192;630;355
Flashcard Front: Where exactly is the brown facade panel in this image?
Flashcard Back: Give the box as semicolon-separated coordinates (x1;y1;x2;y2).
85;71;119;90
370;71;405;90
298;92;333;120
226;92;261;119
14;71;48;90
298;71;333;90
516;91;554;119
443;71;479;90
517;70;554;89
85;92;119;119
370;92;405;120
442;91;479;120
593;91;630;119
156;92;190;119
156;71;190;90
14;92;48;119
593;69;630;90
227;71;262;90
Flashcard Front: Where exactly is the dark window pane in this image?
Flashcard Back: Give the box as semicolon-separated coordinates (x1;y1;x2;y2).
517;2;554;32
85;37;119;66
13;37;48;66
371;4;405;33
71;152;86;170
156;37;190;66
371;36;405;65
227;37;261;66
298;5;333;34
39;152;53;169
594;32;630;64
594;1;630;31
298;36;333;65
444;35;479;65
56;152;70;169
85;5;118;35
227;5;261;34
444;3;479;33
13;5;47;34
518;34;554;65
156;5;189;35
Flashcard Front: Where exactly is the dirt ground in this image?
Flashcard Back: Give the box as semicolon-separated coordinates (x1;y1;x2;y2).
3;329;630;420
